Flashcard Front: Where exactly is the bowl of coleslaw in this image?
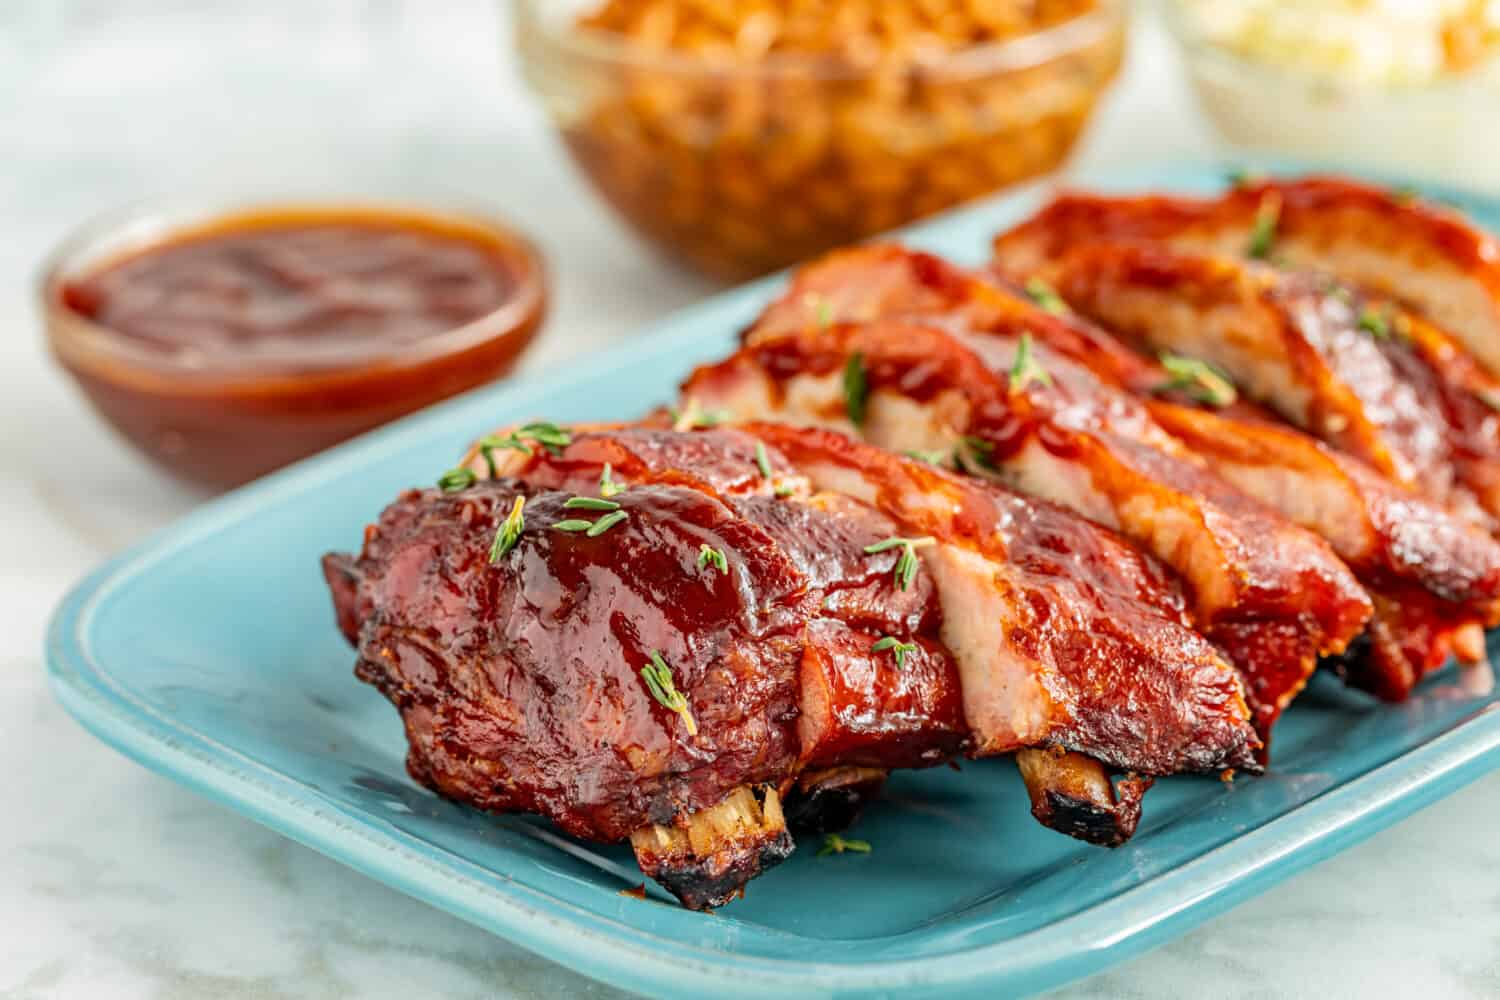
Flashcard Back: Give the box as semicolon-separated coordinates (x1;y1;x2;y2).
1166;0;1500;194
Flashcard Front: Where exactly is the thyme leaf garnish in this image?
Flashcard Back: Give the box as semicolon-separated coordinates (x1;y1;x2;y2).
586;510;629;536
864;535;936;591
553;507;629;536
960;436;1000;472
843;352;868;427
599;463;625;498
1152;353;1238;408
1024;278;1068;316
474;433;532;476
476;422;574;472
1247;191;1281;260
697;544;728;574
817;833;872;857
519;422;572;454
670;398;729;431
642;651;698;736
901;449;947;465
755;440;773;480
1008;332;1051;394
1358;307;1391;340
564;496;622;511
871;635;919;670
438;466;477;492
489;496;526;563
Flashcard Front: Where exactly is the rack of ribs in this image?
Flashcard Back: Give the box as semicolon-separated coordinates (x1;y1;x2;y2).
324;424;1263;906
321;176;1500;913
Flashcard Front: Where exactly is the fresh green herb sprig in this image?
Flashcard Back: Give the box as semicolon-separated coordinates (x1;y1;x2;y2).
438;467;477;492
641;651;698;736
564;496;621;511
670;397;730;431
817;833;872;857
1153;353;1238;408
1358;307;1391;340
754;441;774;480
588;510;629;536
553;508;629;537
843;352;868;426
871;635;919;670
1247;192;1281;260
697;544;728;574
901;449;947;465
489;496;526;563
1024;278;1068;316
864;535;936;591
960;436;1000;472
599;463;625;498
472;435;529;476
1008;333;1051;394
473;422;573;475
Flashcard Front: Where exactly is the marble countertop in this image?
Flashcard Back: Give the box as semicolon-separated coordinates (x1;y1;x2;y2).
4;3;1499;997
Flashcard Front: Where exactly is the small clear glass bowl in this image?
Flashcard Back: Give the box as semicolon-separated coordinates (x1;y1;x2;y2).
1165;2;1500;195
515;0;1126;282
41;194;547;490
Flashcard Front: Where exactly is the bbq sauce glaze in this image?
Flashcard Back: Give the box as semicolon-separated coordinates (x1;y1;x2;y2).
50;207;545;489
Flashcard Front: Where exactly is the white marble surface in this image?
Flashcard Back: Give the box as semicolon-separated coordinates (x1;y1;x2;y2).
4;3;1500;998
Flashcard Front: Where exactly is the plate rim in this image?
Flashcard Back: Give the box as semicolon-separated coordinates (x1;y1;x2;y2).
44;158;1500;999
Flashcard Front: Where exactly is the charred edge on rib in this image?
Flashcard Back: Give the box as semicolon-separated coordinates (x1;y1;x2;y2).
1016;748;1151;848
629;785;793;910
782;766;889;835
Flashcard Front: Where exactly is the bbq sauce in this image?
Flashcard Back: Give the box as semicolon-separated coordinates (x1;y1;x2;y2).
48;206;545;489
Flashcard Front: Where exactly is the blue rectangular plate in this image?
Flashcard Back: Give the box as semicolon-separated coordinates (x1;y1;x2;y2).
47;161;1500;999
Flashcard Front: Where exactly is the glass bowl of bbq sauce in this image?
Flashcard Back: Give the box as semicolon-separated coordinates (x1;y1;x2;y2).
42;196;547;490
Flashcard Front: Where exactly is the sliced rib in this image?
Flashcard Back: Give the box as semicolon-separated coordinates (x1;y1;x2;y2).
1031;242;1500;523
685;318;1371;740
991;177;1500;379
985;224;1500;695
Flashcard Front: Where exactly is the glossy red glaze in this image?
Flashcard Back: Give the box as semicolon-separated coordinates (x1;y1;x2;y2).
325;429;970;842
748;423;1263;775
687;285;1372;739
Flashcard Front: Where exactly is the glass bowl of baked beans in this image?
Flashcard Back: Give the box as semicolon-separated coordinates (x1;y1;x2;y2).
515;0;1127;281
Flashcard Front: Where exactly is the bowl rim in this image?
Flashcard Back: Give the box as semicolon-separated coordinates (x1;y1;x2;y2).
515;0;1125;80
39;192;549;387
